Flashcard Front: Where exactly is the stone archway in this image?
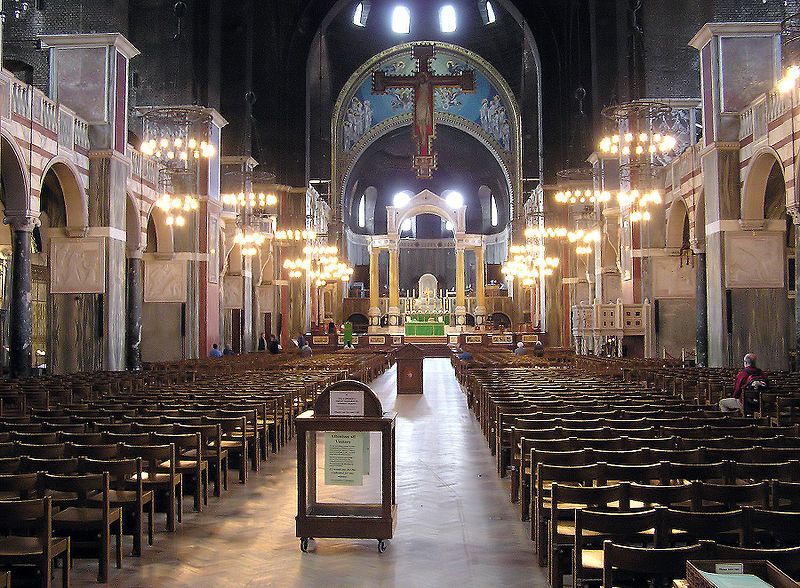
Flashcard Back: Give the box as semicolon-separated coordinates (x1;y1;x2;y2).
741;148;784;222
665;197;689;249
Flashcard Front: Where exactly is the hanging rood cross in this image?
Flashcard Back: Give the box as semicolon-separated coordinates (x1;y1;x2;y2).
372;45;475;179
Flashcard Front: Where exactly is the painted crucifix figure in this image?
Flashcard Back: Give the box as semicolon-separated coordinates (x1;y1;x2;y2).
372;44;475;178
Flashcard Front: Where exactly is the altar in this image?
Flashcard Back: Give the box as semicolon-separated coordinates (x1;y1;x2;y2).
404;321;446;336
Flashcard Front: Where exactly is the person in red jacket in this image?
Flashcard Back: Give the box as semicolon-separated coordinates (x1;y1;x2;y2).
719;353;765;413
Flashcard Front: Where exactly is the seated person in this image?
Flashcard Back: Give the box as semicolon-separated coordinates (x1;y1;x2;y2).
513;342;526;355
456;347;473;361
300;343;313;356
532;340;545;357
719;353;768;413
267;334;281;354
210;343;223;358
222;345;235;356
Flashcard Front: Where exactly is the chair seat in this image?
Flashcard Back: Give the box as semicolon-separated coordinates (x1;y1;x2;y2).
0;536;68;558
53;506;121;525
132;472;182;485
89;489;152;504
159;459;207;471
581;548;604;570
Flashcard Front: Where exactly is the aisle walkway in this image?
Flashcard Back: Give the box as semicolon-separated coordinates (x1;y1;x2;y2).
73;358;544;587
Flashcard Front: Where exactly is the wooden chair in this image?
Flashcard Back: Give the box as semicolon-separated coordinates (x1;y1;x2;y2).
602;540;713;587
573;508;661;587
534;463;600;552
65;443;119;460
152;432;208;512
173;422;228;497
548;483;624;588
0;497;70;588
42;472;122;583
120;444;181;531
14;443;65;459
80;457;154;557
202;416;247;484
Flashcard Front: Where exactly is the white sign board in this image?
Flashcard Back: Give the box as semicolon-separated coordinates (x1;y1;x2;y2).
329;390;365;417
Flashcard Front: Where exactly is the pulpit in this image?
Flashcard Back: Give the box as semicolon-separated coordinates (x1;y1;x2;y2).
395;343;425;394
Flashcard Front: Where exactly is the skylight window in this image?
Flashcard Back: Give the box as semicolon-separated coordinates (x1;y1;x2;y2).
391;6;410;34
486;1;496;24
439;5;457;33
353;3;365;26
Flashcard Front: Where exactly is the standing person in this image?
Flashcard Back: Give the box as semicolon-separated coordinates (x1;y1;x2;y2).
258;333;267;351
209;343;223;358
267;334;281;354
719;353;768;413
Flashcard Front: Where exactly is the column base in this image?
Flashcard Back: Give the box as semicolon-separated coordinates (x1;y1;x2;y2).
474;305;486;326
368;306;381;332
388;306;401;327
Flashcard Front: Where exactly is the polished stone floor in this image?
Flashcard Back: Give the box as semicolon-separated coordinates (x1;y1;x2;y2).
71;358;546;587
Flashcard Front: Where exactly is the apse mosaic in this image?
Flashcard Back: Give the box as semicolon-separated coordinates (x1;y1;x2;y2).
342;48;512;153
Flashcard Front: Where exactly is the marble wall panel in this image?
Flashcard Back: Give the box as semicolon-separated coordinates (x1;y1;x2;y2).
725;232;784;289
144;260;187;302
653;256;696;299
50;238;106;293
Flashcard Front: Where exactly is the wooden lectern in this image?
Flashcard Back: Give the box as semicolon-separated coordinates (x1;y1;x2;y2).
395;343;425;394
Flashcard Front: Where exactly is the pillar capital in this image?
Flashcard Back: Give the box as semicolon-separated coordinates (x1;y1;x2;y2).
788;205;800;226
4;212;40;232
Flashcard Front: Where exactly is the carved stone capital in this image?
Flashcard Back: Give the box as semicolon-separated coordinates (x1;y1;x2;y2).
689;237;705;254
788;205;800;225
738;219;766;232
4;212;40;232
65;226;89;238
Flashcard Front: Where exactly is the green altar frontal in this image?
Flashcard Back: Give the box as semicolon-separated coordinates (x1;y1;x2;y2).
406;314;450;325
404;321;446;336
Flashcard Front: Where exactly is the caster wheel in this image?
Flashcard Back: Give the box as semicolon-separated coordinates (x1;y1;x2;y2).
377;539;387;553
300;538;309;552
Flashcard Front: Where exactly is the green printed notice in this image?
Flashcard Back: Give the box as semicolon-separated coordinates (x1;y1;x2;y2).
324;432;364;486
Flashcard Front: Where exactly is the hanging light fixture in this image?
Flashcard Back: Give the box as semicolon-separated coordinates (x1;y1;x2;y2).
155;193;199;227
137;106;217;168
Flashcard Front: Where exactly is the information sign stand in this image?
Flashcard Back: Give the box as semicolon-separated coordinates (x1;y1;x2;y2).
296;380;397;553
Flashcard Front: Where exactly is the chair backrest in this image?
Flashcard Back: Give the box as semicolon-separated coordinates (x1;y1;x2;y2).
120;443;175;474
602;540;713;587
600;462;665;485
60;432;104;445
746;507;800;546
772;480;800;510
711;544;800;579
40;472;110;510
20;456;80;474
628;482;698;510
732;460;798;483
0;456;20;473
80;456;143;490
0;496;53;548
0;472;40;498
699;481;770;510
152;432;201;454
14;442;65;459
103;431;151;446
667;461;729;484
65;442;120;460
664;507;745;544
9;431;60;444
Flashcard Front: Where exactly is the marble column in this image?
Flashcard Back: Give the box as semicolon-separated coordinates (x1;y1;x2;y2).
280;266;290;349
455;246;466;328
388;246;400;327
368;247;381;332
126;251;143;370
6;215;37;377
474;244;486;326
695;250;709;367
796;225;800;371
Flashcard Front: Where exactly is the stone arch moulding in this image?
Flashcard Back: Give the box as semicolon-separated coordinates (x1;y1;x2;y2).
146;203;175;256
665;197;689;249
331;41;523;222
40;157;89;231
741;146;784;222
0;128;31;213
126;193;143;254
393;189;462;235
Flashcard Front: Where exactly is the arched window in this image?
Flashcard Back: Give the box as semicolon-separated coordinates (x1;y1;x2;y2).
358;194;366;228
490;194;499;227
400;216;416;237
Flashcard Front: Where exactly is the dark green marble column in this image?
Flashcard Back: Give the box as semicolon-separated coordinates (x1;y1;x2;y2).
7;216;36;377
126;255;143;370
695;251;708;367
